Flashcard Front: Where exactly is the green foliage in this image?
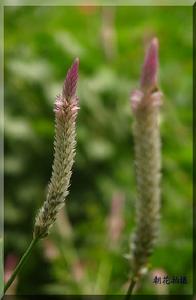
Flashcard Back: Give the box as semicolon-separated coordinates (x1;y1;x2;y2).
4;6;192;295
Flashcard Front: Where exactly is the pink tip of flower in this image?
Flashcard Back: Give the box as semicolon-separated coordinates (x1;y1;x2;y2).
63;58;79;101
140;37;159;91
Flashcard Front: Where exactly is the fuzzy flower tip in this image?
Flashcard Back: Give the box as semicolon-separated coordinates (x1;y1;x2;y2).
55;58;80;116
63;57;79;101
34;58;79;239
140;37;159;92
131;38;162;112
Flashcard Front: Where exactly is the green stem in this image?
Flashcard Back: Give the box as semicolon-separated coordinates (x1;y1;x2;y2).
125;277;137;300
4;237;39;294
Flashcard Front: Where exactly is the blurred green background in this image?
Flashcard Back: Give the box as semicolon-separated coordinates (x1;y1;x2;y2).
4;6;192;295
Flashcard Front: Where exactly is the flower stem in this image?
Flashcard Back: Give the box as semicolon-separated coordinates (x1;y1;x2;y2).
4;237;39;294
125;277;137;300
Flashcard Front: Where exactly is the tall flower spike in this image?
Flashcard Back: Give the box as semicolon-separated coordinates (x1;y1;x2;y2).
130;38;162;280
34;58;79;239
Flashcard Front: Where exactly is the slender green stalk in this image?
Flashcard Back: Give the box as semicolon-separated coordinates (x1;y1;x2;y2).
4;237;39;293
125;278;137;300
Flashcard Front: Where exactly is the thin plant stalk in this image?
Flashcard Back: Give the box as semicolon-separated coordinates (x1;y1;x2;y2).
125;278;137;300
4;237;39;293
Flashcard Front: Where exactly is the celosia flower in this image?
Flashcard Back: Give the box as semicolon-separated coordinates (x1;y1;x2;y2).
130;38;162;278
34;58;79;239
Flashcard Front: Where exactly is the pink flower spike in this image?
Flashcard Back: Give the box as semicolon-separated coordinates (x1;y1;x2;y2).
34;58;80;239
140;38;159;91
63;58;79;101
